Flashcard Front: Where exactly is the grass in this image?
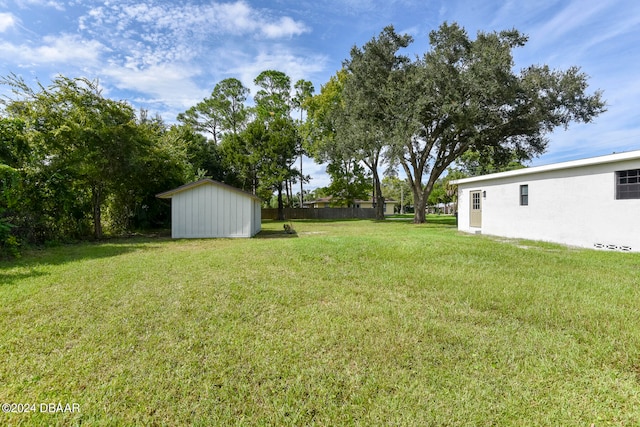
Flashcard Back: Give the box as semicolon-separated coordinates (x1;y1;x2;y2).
1;217;639;426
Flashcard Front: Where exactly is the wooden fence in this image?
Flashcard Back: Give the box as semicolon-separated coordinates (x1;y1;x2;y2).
262;208;376;220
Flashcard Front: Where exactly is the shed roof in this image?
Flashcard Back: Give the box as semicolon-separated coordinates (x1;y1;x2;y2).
156;179;261;200
451;149;640;185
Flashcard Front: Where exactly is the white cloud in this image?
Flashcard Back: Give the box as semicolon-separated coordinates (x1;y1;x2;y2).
73;0;311;77
260;16;309;39
15;0;64;11
198;1;308;38
0;12;15;31
101;63;207;110
225;48;328;96
79;1;309;41
0;34;103;65
526;0;611;53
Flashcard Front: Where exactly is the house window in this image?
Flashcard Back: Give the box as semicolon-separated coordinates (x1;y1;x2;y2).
520;185;528;206
616;169;640;199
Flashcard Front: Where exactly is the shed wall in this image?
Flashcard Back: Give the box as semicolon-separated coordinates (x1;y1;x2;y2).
171;184;258;238
457;158;640;251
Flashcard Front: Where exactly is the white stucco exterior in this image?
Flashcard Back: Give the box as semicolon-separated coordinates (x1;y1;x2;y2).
452;150;640;252
157;179;261;238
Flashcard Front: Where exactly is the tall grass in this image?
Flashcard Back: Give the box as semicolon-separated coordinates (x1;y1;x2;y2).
1;218;639;426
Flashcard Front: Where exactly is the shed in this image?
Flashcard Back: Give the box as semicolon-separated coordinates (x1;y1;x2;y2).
451;150;640;252
156;179;261;238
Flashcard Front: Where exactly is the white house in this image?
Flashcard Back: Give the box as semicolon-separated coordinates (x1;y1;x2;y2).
452;150;640;252
156;179;261;238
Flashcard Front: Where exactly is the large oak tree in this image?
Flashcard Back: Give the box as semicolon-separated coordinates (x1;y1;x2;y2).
339;29;414;220
339;23;606;223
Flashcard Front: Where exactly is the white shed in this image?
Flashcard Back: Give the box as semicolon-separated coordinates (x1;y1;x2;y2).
452;150;640;252
156;179;261;238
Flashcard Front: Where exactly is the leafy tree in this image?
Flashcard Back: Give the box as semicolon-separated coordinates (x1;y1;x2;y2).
304;69;347;161
249;70;301;219
214;78;251;137
456;148;526;176
441;168;467;215
1;75;144;238
306;70;376;208
374;23;606;223
177;78;250;181
325;159;372;207
1;74;185;239
180;124;227;182
107;112;188;232
258;116;300;214
177;78;249;144
0;119;27;241
292;79;315;206
306;187;330;201
221;125;262;193
0;118;29;168
339;28;414;220
254;70;292;120
381;176;413;213
427;181;445;207
0;163;20;257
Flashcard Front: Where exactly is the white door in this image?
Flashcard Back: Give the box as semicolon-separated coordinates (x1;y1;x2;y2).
469;190;482;228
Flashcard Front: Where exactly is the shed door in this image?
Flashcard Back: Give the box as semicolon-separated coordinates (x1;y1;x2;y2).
469;190;482;228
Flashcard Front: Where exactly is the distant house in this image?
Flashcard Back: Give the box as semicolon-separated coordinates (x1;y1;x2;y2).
451;150;640;252
303;197;333;209
428;202;455;215
156;179;261;238
303;196;396;215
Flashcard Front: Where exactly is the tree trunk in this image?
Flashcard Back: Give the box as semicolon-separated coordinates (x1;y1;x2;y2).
376;194;385;220
371;168;385;220
276;183;285;221
285;179;291;207
413;179;436;224
92;184;103;239
299;154;304;208
413;192;427;223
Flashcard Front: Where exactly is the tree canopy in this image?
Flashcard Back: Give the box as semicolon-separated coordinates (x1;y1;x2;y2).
316;23;606;223
0;75;188;245
339;28;414;220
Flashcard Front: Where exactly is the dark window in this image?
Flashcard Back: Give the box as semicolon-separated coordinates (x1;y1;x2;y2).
520;185;528;206
616;169;640;199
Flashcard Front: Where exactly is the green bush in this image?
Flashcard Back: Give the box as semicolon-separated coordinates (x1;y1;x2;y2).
0;218;20;259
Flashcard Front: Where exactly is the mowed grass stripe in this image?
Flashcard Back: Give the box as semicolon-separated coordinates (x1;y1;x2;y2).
1;218;639;426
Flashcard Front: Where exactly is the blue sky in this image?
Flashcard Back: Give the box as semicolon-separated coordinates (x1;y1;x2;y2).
1;0;639;189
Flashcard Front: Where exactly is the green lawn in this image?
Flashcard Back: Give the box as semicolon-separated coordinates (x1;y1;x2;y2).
1;218;639;426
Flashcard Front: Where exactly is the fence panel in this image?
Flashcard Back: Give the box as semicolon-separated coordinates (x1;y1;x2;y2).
262;208;376;220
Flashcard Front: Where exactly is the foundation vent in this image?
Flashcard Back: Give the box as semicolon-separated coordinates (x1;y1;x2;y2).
594;243;632;252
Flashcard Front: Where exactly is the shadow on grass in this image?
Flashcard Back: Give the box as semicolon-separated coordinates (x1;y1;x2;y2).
424;215;457;227
0;238;166;286
0;269;49;286
255;229;299;239
263;218;366;223
376;215;457;228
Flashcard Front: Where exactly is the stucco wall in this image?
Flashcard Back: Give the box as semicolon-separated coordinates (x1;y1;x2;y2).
171;183;260;238
457;158;640;251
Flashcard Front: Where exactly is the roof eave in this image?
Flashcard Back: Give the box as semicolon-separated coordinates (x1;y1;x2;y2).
155;179;261;201
451;149;640;185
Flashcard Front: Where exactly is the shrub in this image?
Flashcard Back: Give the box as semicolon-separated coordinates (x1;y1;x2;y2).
0;218;20;259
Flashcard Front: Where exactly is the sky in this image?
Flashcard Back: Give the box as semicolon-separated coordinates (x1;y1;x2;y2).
1;0;639;189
